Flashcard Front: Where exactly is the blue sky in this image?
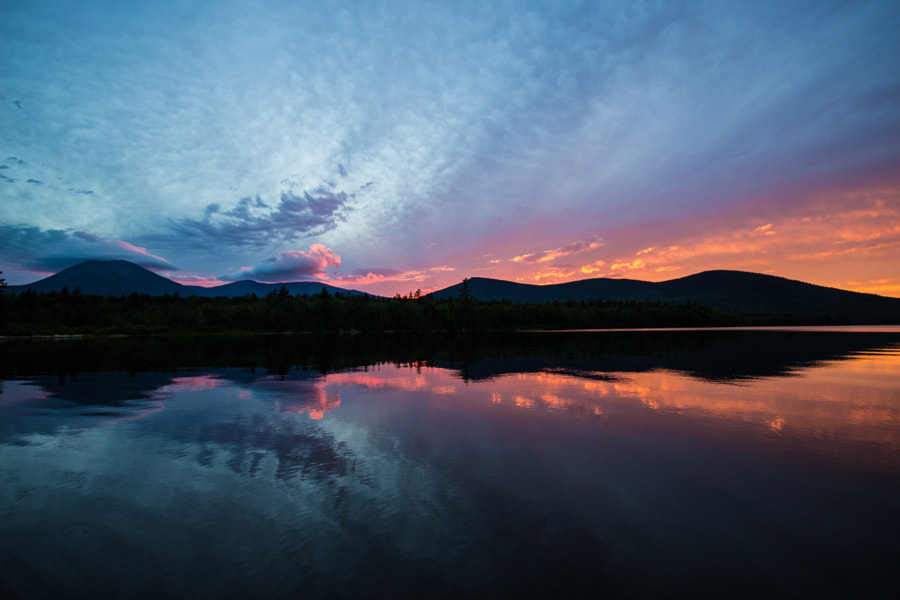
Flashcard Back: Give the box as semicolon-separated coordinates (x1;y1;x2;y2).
2;0;899;295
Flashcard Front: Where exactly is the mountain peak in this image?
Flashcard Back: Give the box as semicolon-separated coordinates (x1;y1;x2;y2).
8;260;184;296
6;260;366;298
431;270;899;324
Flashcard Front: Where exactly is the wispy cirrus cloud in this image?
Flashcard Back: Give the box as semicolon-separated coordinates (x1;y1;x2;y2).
221;245;341;282
2;1;899;294
525;269;578;284
574;186;900;294
317;264;468;297
331;268;426;286
511;236;602;264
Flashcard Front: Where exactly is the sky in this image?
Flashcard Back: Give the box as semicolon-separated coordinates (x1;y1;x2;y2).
2;0;899;297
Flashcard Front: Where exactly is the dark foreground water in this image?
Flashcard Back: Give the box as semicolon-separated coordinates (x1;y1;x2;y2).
1;329;899;599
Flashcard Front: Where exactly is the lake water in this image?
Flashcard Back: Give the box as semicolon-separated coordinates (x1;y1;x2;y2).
1;329;899;599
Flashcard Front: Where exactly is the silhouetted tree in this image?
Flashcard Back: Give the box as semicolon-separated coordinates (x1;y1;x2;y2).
458;278;472;301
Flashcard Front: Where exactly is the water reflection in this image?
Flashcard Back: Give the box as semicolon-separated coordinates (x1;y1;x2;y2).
1;330;899;599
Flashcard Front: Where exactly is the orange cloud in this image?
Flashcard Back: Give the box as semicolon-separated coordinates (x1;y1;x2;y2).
276;380;341;420
580;260;606;274
568;185;900;296
610;259;647;273
519;269;577;283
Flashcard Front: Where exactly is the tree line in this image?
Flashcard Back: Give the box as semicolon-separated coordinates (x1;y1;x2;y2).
0;284;841;336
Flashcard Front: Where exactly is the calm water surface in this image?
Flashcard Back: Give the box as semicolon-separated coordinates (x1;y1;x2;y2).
1;330;899;599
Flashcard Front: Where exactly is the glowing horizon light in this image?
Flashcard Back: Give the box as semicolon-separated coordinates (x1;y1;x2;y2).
1;1;897;297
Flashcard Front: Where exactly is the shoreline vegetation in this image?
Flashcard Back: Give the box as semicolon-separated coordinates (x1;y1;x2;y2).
0;285;855;337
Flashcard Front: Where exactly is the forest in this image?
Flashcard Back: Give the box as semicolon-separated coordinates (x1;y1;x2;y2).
0;283;844;336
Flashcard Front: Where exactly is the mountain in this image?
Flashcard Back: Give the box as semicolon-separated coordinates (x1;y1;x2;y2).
6;260;366;298
431;271;900;324
7;260;185;297
187;279;359;298
432;277;653;303
7;261;899;324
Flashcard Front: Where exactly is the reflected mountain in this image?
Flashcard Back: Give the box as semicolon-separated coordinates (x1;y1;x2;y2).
3;331;899;599
0;369;352;481
3;328;900;460
3;329;899;390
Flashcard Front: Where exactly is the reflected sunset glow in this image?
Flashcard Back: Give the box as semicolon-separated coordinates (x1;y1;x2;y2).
275;380;341;420
316;348;900;464
2;330;899;598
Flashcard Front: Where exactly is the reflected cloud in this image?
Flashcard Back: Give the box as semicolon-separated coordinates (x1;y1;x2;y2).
325;365;449;393
2;342;899;598
274;379;342;420
3;332;899;464
467;347;900;461
161;375;226;392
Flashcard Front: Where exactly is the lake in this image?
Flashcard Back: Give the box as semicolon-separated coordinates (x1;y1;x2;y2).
1;328;899;599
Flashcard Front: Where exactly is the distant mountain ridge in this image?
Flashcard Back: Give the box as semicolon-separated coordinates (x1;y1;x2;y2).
431;272;900;324
6;260;899;323
6;260;366;298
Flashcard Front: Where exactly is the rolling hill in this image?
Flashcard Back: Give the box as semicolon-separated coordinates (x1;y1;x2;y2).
6;261;899;323
431;271;900;324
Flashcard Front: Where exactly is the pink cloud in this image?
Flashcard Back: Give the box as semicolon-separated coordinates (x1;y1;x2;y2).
511;236;601;264
167;273;227;288
569;184;900;295
331;267;426;286
222;244;341;282
463;180;900;298
114;240;172;265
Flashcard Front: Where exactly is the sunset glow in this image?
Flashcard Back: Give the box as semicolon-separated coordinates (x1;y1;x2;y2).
2;1;898;297
351;352;900;453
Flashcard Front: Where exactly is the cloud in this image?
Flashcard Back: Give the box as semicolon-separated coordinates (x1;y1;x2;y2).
512;236;602;264
0;224;174;273
519;269;577;284
167;273;225;287
2;1;899;293
580;260;606;275
573;185;900;294
221;245;340;282
168;187;353;249
331;268;426;286
610;259;648;273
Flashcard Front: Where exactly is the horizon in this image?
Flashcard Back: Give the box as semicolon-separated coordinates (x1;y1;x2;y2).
9;258;899;299
2;1;899;298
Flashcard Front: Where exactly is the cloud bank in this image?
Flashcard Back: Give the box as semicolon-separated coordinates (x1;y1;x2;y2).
168;187;353;249
0;224;174;275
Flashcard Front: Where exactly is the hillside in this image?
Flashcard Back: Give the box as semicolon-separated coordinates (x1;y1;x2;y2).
6;260;185;297
431;271;900;324
6;261;899;324
6;260;364;298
